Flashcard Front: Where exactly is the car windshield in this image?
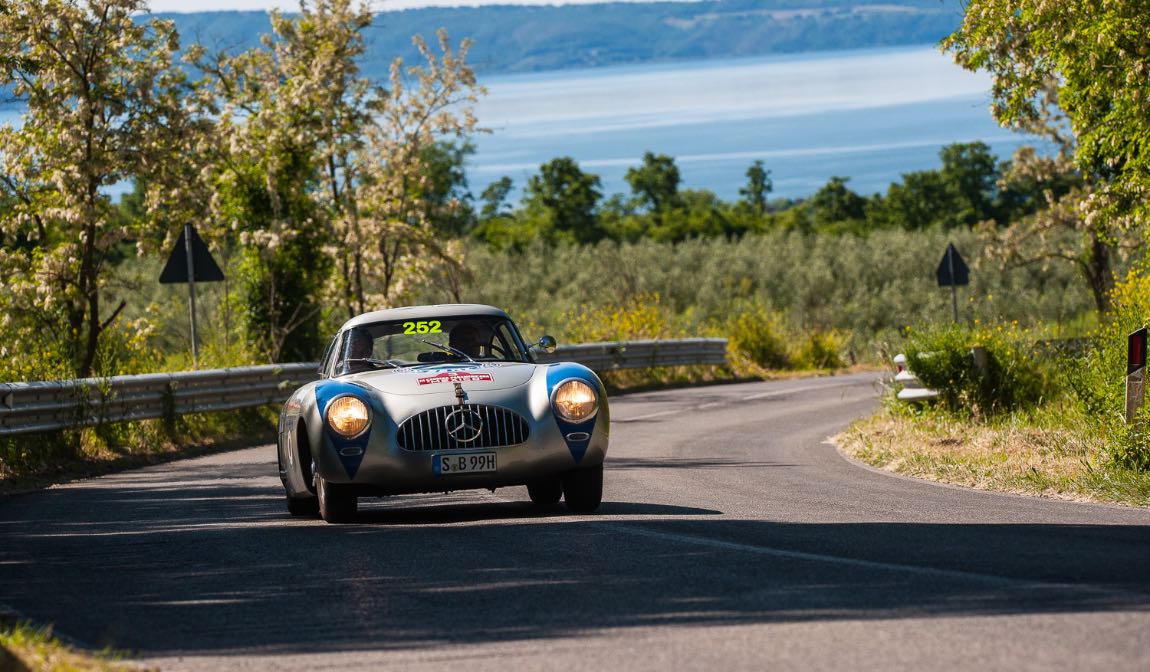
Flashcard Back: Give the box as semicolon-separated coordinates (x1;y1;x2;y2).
333;315;531;376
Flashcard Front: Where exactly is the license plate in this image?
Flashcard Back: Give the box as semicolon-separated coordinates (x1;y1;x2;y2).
433;452;497;476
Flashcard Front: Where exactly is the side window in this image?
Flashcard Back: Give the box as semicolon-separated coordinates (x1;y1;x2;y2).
323;333;346;378
494;321;528;362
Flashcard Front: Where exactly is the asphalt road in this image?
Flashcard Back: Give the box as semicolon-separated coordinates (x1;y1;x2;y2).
3;372;1150;671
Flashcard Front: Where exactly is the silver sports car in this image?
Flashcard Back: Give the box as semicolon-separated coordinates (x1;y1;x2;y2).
277;304;609;523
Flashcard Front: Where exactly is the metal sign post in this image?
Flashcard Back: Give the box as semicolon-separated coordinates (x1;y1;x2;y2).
183;224;199;368
936;243;970;324
159;224;225;369
1126;327;1147;426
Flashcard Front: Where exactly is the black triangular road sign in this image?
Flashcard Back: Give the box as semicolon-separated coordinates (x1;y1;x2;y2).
936;242;969;287
159;225;225;284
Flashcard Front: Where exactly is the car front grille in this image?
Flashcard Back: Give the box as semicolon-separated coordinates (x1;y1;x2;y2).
397;404;530;451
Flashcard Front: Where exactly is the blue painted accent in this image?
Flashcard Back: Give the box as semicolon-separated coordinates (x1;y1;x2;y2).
413;363;482;372
545;363;606;464
314;380;375;479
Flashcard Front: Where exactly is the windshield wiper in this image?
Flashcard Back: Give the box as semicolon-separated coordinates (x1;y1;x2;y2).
420;339;475;363
344;357;407;370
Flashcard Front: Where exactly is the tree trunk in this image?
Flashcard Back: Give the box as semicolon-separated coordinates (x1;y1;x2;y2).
1084;229;1113;315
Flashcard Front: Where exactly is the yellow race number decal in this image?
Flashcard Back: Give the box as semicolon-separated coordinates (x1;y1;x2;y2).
403;320;443;335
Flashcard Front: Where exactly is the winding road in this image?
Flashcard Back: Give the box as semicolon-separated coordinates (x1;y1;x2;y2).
3;373;1150;670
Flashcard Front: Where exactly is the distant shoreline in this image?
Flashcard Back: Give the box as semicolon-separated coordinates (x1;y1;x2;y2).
151;0;960;76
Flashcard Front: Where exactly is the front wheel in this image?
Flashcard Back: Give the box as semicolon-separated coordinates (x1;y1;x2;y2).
317;474;357;524
527;477;563;507
562;464;603;513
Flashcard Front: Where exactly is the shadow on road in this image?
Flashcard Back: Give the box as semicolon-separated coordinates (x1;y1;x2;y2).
2;456;1150;659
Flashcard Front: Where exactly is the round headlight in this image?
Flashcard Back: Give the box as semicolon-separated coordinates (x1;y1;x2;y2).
552;379;598;423
326;396;370;438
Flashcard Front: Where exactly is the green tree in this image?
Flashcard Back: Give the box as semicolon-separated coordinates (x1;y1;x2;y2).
523;157;603;244
866;142;1002;231
944;0;1150;226
945;1;1145;314
867;170;949;230
195;4;343;361
0;0;190;378
418;140;477;237
739;160;773;216
979;144;1136;314
356;29;482;306
809;176;867;233
647;189;730;242
198;4;482;350
625;152;682;224
479;177;514;221
939;141;1000;227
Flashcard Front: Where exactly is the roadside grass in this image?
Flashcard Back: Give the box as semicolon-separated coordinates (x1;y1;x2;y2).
0;619;149;672
837;402;1150;507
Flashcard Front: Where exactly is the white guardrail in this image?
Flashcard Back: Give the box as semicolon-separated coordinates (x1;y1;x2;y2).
0;338;728;436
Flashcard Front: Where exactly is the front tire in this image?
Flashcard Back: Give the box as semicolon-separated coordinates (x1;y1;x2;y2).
317;474;356;524
563;464;603;513
527;477;563;507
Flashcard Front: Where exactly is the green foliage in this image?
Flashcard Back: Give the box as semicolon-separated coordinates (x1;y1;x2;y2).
236;239;331;363
418;140;478;237
484;142;1054;246
904;324;1048;416
564;292;681;343
410;228;1096;362
739;160;773;217
808;176;867;233
793;331;847;370
1065;265;1150;469
0;618;138;671
625;152;682;216
945;0;1150;225
725;307;791;370
479;176;514;220
214;148;331;362
522;157;604;244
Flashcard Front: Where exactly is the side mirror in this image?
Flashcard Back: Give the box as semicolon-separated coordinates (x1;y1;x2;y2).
534;335;557;354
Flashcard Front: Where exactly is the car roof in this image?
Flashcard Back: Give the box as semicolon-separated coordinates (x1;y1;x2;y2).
339;304;512;331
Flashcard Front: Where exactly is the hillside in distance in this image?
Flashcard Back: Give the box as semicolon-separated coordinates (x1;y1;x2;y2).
162;0;962;76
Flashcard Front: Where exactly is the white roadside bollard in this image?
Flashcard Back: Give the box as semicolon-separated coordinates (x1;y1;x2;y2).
893;353;939;402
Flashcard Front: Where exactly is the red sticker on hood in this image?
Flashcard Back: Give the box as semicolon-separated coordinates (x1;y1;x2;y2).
417;372;494;386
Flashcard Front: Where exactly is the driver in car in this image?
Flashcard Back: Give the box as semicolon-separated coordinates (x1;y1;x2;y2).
449;323;484;358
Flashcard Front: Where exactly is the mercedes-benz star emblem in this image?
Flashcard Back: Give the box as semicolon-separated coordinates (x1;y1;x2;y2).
445;408;484;443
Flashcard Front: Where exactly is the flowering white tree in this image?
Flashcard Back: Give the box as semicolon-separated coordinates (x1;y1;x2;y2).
195;2;482;358
0;0;190;378
352;30;483;310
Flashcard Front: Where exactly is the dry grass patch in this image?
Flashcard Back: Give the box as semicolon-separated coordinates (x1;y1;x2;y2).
837;409;1150;507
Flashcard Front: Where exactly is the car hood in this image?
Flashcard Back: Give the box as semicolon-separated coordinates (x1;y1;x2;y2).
346;362;537;396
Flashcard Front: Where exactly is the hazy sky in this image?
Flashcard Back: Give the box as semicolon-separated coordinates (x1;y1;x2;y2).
147;0;679;12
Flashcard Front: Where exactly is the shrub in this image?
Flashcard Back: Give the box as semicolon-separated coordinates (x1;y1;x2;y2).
1074;265;1150;469
793;330;846;369
564;292;680;343
726;308;790;369
904;323;1048;416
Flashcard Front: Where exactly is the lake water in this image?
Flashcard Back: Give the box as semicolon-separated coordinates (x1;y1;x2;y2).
471;45;1035;201
1;45;1036;202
